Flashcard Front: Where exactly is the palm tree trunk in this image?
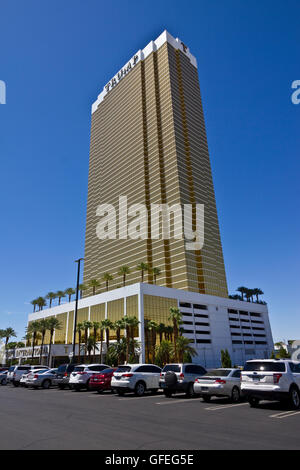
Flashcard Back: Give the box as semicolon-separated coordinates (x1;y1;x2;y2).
100;331;103;362
48;331;53;367
106;328;110;355
126;326;130;362
31;333;36;362
78;332;81;364
173;320;177;362
40;332;45;364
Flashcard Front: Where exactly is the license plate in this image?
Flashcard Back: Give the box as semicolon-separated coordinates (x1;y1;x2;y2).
201;387;209;391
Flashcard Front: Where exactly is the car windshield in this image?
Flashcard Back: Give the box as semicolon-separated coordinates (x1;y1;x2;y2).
74;366;85;372
8;366;15;372
205;369;231;377
244;362;286;372
115;366;131;373
57;365;67;373
162;365;181;373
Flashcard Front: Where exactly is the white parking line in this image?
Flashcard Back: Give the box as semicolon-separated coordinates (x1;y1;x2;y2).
156;398;202;405
118;394;162;401
270;410;300;419
205;403;249;411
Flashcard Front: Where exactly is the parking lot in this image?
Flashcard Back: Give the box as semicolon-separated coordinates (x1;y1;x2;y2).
0;385;299;450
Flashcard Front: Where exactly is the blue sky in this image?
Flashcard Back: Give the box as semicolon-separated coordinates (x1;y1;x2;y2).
0;0;299;342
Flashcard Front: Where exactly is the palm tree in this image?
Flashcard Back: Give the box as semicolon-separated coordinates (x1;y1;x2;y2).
30;299;38;313
88;279;101;295
47;317;62;366
38;318;49;364
236;286;247;301
56;290;66;305
164;325;173;342
144;319;157;363
46;292;57;308
136;262;149;282
157;323;166;344
79;283;87;299
98;321;106;362
168;307;183;362
36;297;47;311
149;321;158;363
253;288;264;303
76;322;84;363
155;340;173;367
152;267;161;284
114;319;125;343
101;319;114;355
128;316;140;357
91;321;101;361
245;288;255;302
82;321;93;358
2;327;17;364
118;266;130;287
102;273;113;291
65;287;75;302
85;336;98;360
175;336;196;363
26;321;41;362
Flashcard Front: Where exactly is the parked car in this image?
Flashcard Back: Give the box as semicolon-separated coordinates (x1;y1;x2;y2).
20;368;48;387
0;370;8;385
159;363;207;398
89;368;117;393
7;365;49;387
241;359;300;409
111;364;162;396
69;364;110;391
26;368;58;389
56;363;78;390
194;368;241;402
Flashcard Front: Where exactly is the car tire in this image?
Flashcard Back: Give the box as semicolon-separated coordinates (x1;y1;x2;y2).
164;391;173;398
202;395;211;403
231;386;240;403
186;383;196;398
135;382;146;397
248;396;260;408
13;381;19;387
289;386;300;410
42;380;51;390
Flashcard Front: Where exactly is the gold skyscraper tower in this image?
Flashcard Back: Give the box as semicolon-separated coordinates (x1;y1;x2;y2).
84;31;228;298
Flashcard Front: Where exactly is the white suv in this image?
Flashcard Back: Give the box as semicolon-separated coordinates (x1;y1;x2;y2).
241;359;300;409
111;364;162;396
69;364;110;391
7;365;49;387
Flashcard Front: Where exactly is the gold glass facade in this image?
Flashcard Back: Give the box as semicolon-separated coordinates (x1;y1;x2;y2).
144;294;178;326
83;35;228;298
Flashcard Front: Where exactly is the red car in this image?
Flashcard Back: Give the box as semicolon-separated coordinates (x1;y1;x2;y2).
89;368;116;393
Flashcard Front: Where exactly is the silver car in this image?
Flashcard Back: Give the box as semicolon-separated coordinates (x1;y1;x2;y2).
26;368;58;389
194;368;242;403
20;368;48;387
0;370;8;385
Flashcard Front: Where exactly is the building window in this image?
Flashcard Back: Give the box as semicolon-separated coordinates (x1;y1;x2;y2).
193;304;207;310
179;302;192;308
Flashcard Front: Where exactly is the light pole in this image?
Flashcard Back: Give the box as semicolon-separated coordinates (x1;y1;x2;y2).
72;258;84;361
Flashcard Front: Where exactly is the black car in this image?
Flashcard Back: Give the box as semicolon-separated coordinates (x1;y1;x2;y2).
159;363;207;397
56;363;77;390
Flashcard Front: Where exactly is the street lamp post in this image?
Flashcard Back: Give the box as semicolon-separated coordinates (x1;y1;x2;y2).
72;258;84;361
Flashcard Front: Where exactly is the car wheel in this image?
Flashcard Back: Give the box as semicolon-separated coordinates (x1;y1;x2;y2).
248;396;260;408
164;391;173;398
186;383;196;398
13;381;19;387
231;386;240;403
42;380;51;390
202;395;211;403
135;382;146;397
58;384;65;390
289;386;300;410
